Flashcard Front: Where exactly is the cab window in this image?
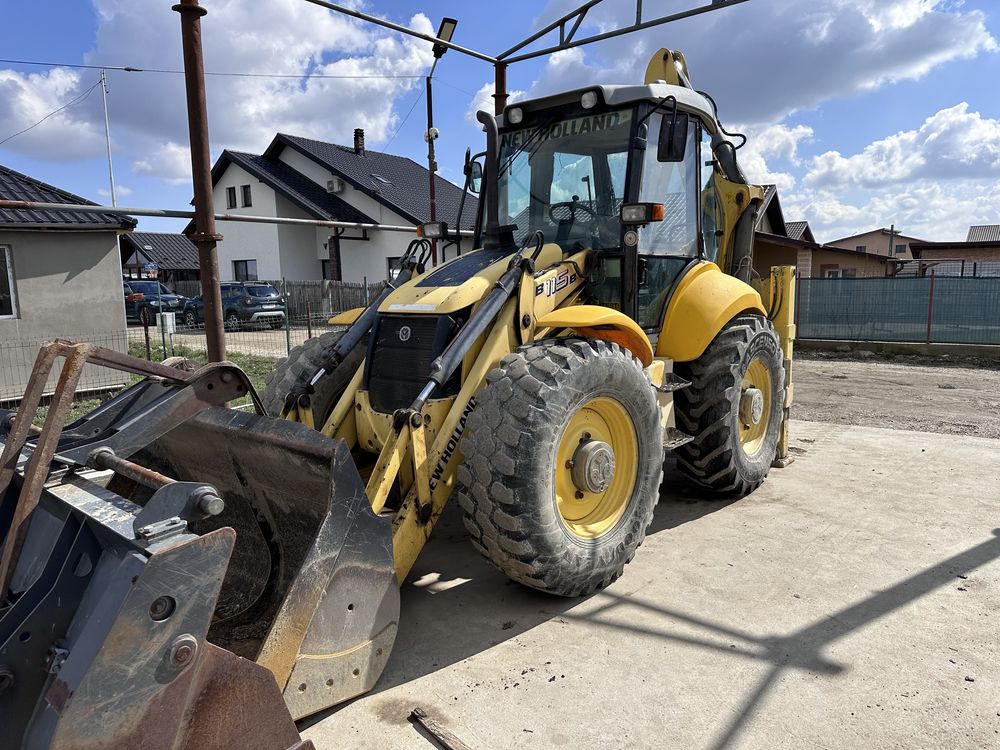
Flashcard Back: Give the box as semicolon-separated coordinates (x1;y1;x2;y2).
701;125;722;263
635;112;699;329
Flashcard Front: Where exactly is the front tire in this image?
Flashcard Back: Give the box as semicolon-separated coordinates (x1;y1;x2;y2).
456;339;663;597
261;329;365;420
673;314;785;497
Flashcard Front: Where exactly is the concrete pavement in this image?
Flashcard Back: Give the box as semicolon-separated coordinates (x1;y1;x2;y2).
302;420;1000;749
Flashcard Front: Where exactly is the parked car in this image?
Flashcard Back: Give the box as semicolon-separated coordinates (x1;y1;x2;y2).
181;282;286;329
123;279;188;326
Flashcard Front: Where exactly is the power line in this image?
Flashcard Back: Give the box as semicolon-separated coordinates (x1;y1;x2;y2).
383;85;425;151
0;57;424;79
0;78;102;147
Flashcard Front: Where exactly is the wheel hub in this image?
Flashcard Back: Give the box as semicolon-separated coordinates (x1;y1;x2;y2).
571;440;616;494
739;387;764;427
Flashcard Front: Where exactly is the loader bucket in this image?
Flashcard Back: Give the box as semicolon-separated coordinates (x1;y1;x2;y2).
0;342;399;748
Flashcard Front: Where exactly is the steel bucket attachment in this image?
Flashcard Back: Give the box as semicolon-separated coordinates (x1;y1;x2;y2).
130;408;399;719
0;342;398;748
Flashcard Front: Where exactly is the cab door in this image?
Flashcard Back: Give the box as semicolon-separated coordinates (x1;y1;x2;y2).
632;112;701;330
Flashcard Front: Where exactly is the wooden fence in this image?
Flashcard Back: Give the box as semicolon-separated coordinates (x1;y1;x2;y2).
171;279;388;319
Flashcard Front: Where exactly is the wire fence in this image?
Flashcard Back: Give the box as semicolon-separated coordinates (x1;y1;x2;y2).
6;273;999;413
0;330;131;402
2;276;385;407
171;278;387;319
797;275;1000;345
0;316;345;417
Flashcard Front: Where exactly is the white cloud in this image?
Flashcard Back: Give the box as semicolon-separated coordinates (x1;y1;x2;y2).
133;142;193;186
97;184;133;198
1;0;438;182
530;0;996;124
465;83;527;124
738;123;814;191
0;68;105;160
803;102;1000;189
786;179;1000;242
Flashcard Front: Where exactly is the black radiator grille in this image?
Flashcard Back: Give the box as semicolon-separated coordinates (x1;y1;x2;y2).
366;315;461;413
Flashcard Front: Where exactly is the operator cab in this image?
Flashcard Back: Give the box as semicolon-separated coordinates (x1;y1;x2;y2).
493;83;726;332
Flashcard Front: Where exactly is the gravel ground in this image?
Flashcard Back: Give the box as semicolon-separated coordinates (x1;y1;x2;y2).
793;352;1000;439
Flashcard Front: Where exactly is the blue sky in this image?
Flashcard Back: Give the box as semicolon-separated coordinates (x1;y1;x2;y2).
1;0;999;242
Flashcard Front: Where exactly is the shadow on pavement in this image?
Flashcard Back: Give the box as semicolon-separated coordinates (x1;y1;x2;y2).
301;452;1000;750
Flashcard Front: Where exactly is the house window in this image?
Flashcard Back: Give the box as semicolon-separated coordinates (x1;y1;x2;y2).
895;244;906;254
226;186;237;209
855;245;867;253
841;268;857;278
0;246;18;319
240;184;252;208
233;259;258;281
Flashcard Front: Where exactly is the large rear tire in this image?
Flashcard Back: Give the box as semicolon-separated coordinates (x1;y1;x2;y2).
673;314;784;497
261;329;365;421
455;339;663;597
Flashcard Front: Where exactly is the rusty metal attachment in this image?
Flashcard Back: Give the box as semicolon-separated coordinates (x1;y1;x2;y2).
0;341;396;748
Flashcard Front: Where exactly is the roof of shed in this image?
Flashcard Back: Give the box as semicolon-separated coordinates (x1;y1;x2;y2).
121;231;199;270
0;164;135;230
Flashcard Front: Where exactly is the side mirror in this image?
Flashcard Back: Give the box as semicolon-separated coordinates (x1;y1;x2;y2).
469;160;483;194
657;111;689;162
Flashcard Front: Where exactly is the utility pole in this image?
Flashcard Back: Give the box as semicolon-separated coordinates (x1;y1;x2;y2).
174;0;226;362
99;70;117;207
425;18;457;266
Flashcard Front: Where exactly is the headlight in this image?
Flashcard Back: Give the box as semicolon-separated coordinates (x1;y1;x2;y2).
149;300;162;306
507;107;524;125
417;221;447;239
620;202;666;225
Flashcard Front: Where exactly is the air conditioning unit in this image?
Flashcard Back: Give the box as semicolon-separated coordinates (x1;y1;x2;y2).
326;177;345;194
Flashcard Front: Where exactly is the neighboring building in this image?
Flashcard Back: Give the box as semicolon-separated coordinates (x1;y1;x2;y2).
121;231;200;283
752;189;887;278
784;221;816;243
752;185;796;277
907;225;1000;277
200;129;478;283
826;227;923;260
966;225;1000;243
0;164;135;399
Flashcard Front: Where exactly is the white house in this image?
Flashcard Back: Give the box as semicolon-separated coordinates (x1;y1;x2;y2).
202;129;478;283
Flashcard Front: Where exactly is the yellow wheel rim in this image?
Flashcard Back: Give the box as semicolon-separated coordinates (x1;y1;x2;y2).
555;396;638;540
739;358;772;456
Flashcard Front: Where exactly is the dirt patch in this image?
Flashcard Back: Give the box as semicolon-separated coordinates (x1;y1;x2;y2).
793;355;1000;439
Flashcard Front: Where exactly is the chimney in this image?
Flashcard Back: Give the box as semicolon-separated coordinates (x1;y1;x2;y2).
353;128;365;156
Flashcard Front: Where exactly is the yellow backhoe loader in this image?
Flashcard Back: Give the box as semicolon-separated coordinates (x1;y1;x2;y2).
0;49;794;748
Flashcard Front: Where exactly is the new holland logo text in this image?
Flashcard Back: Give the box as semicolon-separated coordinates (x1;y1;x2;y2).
429;396;477;491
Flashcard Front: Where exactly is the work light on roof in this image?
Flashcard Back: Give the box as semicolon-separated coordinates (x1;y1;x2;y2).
507;107;524;125
580;90;599;110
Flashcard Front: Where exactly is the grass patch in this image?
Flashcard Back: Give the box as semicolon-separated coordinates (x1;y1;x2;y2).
29;344;280;426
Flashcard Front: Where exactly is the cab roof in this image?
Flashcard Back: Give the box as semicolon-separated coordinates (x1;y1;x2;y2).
498;83;719;134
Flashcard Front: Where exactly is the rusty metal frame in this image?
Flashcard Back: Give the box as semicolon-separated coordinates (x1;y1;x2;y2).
0;339;250;599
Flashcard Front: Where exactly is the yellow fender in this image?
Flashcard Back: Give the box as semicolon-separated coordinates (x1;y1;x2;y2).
656;262;766;362
536;305;654;367
328;307;364;326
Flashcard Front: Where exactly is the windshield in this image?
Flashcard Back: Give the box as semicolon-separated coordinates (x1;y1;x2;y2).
246;285;279;297
128;281;174;296
498;107;633;252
